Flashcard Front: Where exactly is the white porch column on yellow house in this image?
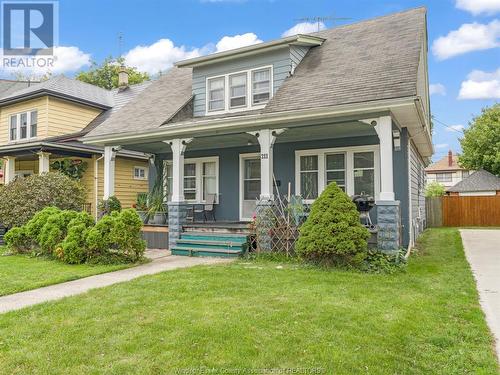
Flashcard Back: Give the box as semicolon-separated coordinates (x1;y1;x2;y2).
4;156;16;184
374;115;395;201
37;152;51;174
103;146;117;199
164;138;192;202
248;128;286;200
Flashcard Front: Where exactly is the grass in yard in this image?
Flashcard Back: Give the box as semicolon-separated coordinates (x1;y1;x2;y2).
0;228;497;374
0;253;132;296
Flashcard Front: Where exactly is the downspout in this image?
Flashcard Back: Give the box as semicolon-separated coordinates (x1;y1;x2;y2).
94;154;104;221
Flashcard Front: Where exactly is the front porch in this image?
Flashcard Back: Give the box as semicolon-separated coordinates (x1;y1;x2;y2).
101;115;408;253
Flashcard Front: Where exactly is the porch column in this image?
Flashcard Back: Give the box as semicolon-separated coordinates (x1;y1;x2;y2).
375;115;395;201
248;128;286;200
37;152;51;174
164;138;192;249
4;156;16;184
103;146;117;199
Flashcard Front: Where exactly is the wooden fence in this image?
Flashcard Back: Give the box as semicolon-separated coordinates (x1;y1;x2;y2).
426;195;500;227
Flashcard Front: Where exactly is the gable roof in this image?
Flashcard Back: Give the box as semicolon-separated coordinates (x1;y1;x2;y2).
448;170;500;192
425;153;465;172
84;7;427;139
0;75;113;108
85;67;193;137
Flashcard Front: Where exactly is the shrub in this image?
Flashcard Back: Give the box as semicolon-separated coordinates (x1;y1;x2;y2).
360;249;407;274
24;206;61;242
111;209;146;262
98;196;122;217
0;173;86;228
85;213;117;259
296;182;370;266
4;227;30;253
57;211;95;264
38;210;79;255
425;181;446;197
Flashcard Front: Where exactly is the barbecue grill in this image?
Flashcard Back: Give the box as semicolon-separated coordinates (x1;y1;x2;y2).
352;193;376;230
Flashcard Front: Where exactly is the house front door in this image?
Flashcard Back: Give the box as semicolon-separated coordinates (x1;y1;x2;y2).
239;153;260;221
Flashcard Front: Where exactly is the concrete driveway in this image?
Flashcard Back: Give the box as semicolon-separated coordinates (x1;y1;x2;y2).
460;229;500;360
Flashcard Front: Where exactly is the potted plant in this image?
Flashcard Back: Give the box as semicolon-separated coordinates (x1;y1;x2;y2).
147;191;166;225
134;193;148;223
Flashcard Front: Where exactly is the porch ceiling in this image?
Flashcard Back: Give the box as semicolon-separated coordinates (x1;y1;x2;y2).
121;120;376;154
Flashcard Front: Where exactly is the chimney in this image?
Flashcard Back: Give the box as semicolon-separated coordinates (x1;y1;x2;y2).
118;66;128;89
448;150;453;167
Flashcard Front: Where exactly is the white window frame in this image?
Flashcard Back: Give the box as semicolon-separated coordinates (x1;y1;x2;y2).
207;76;225;112
133;166;148;180
205;65;273;115
295;145;380;204
164;156;219;203
9;109;38;143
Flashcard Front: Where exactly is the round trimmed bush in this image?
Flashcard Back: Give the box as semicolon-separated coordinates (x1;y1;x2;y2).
295;182;370;266
0;173;86;228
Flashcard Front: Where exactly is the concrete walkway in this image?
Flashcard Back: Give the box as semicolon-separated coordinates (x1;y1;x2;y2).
460;229;500;360
0;250;231;314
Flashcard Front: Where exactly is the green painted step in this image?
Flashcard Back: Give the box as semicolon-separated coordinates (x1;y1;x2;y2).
171;246;244;258
176;239;246;250
181;232;248;241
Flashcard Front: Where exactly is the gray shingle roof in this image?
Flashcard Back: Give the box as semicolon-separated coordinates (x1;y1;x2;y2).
263;7;426;114
0;75;114;108
448;170;500;192
85;67;193;137
84;7;426;138
0;79;36;97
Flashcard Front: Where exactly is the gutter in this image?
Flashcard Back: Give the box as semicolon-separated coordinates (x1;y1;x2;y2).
83;96;419;145
0;90;112;110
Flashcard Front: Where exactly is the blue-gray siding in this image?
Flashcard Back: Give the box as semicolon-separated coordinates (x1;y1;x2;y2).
409;139;426;245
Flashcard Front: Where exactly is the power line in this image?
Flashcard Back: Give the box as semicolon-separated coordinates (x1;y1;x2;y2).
431;115;464;134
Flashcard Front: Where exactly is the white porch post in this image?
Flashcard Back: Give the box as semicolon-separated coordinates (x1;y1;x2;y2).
165;138;192;202
248;128;286;200
37;152;51;174
375;115;395;201
103;146;117;199
4;156;16;184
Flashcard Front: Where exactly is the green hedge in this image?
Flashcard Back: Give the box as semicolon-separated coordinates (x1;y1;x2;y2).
4;207;145;264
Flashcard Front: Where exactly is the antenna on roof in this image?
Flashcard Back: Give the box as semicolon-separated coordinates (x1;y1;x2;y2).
117;32;124;58
295;15;352;32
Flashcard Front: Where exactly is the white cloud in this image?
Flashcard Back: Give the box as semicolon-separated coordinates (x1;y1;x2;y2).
456;0;500;15
432;20;500;60
123;39;202;75
215;33;263;52
0;45;90;78
434;143;449;149
445;124;465;132
458;68;500;99
282;22;326;37
429;83;446;95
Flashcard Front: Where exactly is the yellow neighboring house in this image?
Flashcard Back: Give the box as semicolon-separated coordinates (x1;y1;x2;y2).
0;75;152;216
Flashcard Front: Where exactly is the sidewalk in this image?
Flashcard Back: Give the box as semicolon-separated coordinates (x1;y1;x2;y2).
0;252;230;314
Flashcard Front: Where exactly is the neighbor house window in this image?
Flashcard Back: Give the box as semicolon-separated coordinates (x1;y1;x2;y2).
252;68;271;105
229;73;247;108
296;146;379;202
208;77;225;111
164;157;219;203
436;173;452;182
206;66;272;114
133;166;147;180
9;110;38;142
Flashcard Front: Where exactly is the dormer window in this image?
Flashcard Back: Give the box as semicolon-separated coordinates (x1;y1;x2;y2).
252;68;271;105
205;65;273;115
229;73;247;108
208;77;225;111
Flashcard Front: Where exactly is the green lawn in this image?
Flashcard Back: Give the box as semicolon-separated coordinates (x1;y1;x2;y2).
0;228;497;374
0;254;131;296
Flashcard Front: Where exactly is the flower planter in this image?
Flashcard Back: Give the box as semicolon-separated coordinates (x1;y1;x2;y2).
136;210;148;224
153;212;166;225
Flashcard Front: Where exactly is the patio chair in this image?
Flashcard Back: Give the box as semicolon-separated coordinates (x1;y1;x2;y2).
192;193;217;222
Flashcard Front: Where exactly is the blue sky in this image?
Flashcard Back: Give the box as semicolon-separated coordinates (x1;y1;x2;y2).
3;0;500;161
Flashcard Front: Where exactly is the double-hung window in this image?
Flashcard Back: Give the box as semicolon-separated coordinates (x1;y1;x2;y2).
296;146;379;202
208;77;225;111
252;68;271;105
9;110;38;142
206;66;272;114
229;73;247;108
436;173;452;183
133;166;147;180
164;157;219;203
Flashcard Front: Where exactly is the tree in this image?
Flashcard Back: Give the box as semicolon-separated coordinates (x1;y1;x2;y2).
425;181;446;197
459;104;500;176
75;57;149;90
